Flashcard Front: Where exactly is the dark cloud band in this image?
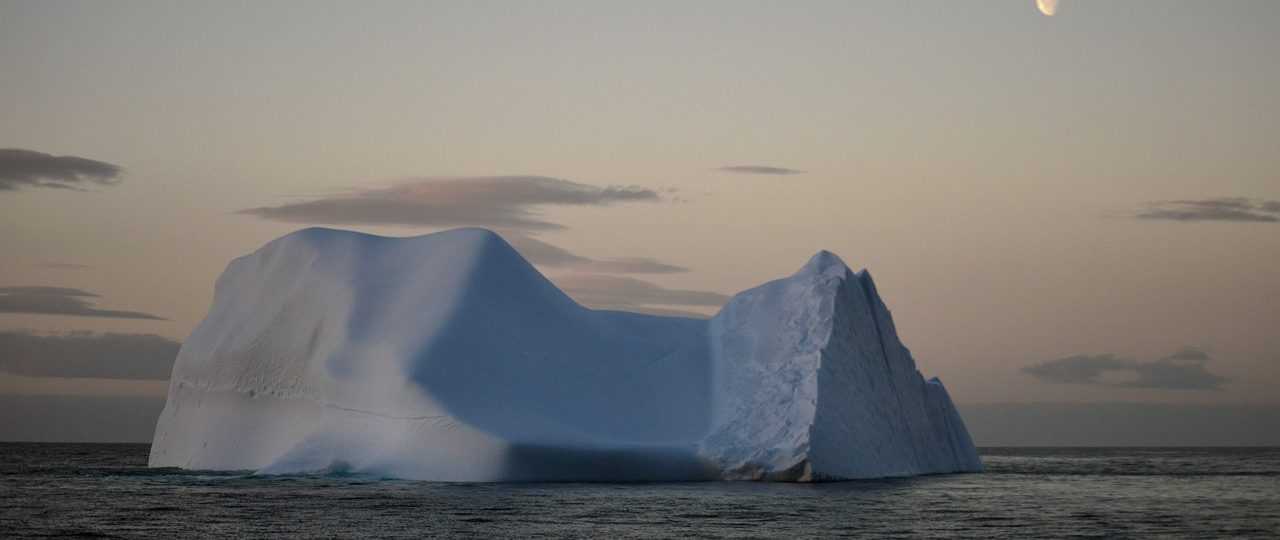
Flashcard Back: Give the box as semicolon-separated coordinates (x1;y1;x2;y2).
0;148;122;192
0;286;165;320
1023;347;1226;390
715;166;804;176
1133;198;1280;223
240;176;664;231
0;330;180;380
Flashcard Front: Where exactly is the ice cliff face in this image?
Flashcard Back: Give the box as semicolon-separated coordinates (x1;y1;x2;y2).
704;251;980;479
150;228;980;481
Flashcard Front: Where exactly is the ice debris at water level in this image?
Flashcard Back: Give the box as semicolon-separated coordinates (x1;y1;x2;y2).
150;228;981;481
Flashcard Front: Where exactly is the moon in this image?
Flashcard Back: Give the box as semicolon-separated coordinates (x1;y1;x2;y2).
1037;0;1058;16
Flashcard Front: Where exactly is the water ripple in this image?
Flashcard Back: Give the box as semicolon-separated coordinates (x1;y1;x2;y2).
1;444;1277;539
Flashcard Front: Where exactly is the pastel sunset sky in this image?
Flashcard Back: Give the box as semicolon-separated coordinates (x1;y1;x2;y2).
2;1;1277;443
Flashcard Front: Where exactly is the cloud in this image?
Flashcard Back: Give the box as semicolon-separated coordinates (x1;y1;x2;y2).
0;286;165;320
1023;354;1130;384
1023;347;1227;390
611;306;719;318
1132;198;1280;223
959;403;1280;447
493;234;711;315
583;257;689;274
0;148;122;192
715;166;804;176
552;274;730;313
240;176;664;231
506;235;688;274
0;394;166;443
1164;345;1211;362
0;330;180;380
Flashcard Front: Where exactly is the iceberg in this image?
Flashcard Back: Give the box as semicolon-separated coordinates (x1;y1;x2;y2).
149;228;981;481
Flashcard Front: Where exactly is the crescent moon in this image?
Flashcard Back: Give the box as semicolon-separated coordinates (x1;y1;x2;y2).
1037;0;1058;16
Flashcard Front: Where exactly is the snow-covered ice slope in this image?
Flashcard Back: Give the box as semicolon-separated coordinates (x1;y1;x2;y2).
150;228;980;481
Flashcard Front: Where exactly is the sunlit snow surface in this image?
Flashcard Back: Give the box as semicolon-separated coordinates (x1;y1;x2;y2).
150;228;981;481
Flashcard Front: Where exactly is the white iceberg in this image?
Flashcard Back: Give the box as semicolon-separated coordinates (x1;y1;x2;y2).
150;228;981;481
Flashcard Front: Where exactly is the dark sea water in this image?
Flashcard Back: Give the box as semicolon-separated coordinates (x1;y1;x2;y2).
1;445;1276;539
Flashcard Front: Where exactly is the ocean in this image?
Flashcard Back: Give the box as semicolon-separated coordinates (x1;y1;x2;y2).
1;445;1276;538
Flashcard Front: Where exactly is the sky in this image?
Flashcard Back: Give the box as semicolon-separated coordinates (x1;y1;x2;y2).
1;0;1278;444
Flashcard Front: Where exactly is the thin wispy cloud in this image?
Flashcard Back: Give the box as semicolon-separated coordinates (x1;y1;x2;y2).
611;306;718;318
1132;198;1280;223
507;235;688;274
504;235;718;316
715;166;804;176
552;274;730;313
0;286;165;320
1023;347;1227;390
0;148;122;193
583;257;690;275
240;176;665;231
0;330;179;380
